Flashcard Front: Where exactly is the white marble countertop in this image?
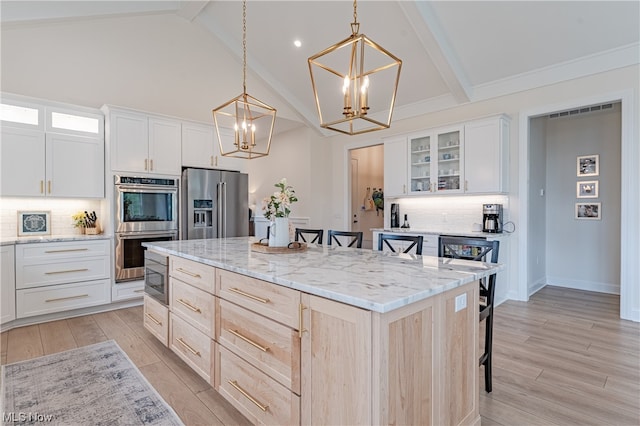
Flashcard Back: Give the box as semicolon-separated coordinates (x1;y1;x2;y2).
143;236;504;314
1;234;111;246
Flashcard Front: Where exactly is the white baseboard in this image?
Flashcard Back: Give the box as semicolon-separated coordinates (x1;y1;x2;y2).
528;278;547;297
546;276;620;295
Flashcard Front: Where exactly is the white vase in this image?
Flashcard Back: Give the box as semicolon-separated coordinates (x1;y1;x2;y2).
269;217;290;247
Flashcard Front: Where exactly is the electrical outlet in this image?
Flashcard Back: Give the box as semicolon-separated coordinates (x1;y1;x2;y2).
442;212;448;222
455;293;467;312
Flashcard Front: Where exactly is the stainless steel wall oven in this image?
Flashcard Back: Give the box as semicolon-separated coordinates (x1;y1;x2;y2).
114;175;178;282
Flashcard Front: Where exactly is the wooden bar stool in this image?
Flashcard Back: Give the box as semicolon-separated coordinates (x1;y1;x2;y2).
294;228;324;245
327;230;363;248
377;233;423;255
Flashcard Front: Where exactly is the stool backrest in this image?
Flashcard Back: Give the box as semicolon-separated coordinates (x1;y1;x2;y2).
327;230;363;248
295;228;324;244
378;233;423;255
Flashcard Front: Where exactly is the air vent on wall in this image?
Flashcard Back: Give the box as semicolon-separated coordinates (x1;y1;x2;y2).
548;103;614;119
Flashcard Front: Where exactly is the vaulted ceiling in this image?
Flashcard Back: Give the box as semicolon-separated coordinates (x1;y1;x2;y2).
2;1;638;136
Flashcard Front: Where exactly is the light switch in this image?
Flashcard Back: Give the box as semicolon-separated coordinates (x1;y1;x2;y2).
455;293;467;312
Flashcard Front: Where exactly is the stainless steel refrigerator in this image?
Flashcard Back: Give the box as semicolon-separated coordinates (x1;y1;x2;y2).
181;168;249;239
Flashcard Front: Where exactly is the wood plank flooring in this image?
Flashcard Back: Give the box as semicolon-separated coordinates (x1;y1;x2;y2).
1;286;638;425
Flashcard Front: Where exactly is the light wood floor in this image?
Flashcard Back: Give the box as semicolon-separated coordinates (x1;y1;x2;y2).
2;286;639;425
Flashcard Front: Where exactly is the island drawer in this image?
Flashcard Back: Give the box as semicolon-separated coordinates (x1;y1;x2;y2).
217;298;300;393
170;256;215;294
170;313;212;382
217;269;300;329
143;295;168;346
215;343;300;426
170;277;215;337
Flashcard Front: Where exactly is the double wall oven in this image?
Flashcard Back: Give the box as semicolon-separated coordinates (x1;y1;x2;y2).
114;175;178;283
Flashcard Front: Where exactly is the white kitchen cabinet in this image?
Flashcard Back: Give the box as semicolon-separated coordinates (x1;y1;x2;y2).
0;127;45;197
106;107;181;175
15;239;111;318
181;123;245;172
1;245;16;325
0;128;104;198
383;136;408;197
464;115;509;193
408;125;464;194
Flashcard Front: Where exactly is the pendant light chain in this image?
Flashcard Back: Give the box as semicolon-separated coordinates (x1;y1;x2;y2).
242;0;247;94
353;0;357;25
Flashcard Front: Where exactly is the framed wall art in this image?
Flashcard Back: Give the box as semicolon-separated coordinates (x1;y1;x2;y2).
577;154;599;177
575;203;601;220
577;180;599;198
17;211;51;236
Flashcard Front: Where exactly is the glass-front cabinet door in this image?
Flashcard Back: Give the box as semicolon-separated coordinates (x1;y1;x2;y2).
408;126;463;194
435;128;463;193
409;135;431;192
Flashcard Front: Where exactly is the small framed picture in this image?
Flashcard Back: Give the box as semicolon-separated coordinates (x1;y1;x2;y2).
577;180;599;198
577;154;599;177
575;203;601;220
17;211;51;236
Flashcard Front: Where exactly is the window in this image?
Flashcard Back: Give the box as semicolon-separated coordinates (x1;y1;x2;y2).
51;112;100;134
0;103;39;125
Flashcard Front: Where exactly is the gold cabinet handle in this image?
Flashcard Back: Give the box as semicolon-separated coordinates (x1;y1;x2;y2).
45;294;89;303
177;298;202;313
177;337;201;357
298;303;307;338
145;312;162;326
228;287;269;304
176;268;201;279
40;180;44;194
134;289;144;293
228;329;269;352
144;158;148;171
210;155;214;166
48;180;52;194
215;156;218;167
44;268;89;275
227;380;268;412
150;159;154;171
45;248;89;253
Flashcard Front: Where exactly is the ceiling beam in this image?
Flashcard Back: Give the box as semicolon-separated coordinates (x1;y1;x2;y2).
177;1;210;22
399;1;472;104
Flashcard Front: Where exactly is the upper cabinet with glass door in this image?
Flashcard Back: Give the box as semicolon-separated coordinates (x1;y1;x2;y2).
408;126;463;194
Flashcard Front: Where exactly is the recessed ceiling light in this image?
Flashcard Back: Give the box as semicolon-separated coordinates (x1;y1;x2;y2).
293;39;302;48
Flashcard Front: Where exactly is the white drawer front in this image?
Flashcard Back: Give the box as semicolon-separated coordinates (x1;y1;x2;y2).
17;257;110;289
16;240;110;262
16;279;111;318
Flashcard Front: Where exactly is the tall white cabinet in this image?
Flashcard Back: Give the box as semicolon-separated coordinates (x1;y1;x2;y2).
1;245;16;325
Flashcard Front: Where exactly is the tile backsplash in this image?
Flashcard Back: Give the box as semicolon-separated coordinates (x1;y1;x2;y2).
387;195;511;233
1;198;104;238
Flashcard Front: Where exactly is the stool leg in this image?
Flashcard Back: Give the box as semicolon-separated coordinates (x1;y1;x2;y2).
484;311;494;393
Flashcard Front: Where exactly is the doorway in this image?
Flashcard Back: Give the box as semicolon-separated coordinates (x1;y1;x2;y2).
519;89;638;321
349;144;384;249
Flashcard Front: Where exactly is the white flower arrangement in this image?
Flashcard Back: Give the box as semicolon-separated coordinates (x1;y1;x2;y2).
262;178;298;220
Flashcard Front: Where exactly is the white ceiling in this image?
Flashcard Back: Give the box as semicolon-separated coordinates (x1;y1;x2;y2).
2;1;639;136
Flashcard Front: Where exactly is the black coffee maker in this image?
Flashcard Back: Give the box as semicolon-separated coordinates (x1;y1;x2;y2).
482;204;503;233
390;203;400;228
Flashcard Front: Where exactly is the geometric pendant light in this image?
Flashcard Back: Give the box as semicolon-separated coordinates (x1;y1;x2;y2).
212;0;276;159
308;0;402;136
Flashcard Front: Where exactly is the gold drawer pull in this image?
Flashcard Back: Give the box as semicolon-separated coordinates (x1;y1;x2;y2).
177;337;201;357
134;289;144;293
45;268;89;275
176;268;201;279
228;329;269;352
44;248;89;253
228;287;270;304
145;313;162;326
45;294;89;303
299;303;307;338
227;380;268;412
177;298;202;313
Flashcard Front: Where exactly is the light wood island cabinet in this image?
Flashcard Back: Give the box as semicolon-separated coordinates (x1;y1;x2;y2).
144;238;500;425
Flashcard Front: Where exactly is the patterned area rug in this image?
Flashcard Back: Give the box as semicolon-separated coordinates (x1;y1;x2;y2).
1;340;183;425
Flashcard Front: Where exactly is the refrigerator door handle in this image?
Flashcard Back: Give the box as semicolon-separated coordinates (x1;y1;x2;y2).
222;181;227;238
217;182;223;238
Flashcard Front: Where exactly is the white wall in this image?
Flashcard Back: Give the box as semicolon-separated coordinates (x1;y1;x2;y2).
528;117;548;293
545;104;621;293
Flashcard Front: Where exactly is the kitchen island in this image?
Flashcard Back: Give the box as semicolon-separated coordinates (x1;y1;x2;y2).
143;237;503;425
